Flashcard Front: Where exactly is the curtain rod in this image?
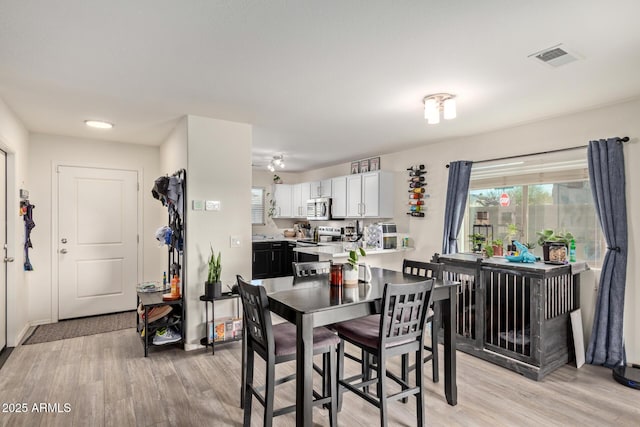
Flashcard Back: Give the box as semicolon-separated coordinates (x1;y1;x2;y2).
445;136;630;168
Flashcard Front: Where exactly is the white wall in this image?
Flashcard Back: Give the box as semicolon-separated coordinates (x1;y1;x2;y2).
0;97;30;346
160;116;188;175
184;115;252;348
28;133;164;325
294;97;640;363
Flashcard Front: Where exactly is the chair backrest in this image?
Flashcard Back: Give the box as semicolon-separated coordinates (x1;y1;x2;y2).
402;259;443;280
237;275;274;354
379;279;434;349
292;261;331;278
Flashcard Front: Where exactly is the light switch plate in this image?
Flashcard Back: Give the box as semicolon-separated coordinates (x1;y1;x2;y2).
192;200;204;211
230;236;241;247
205;200;221;211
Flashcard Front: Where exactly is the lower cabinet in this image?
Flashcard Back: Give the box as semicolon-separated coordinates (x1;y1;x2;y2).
252;241;288;279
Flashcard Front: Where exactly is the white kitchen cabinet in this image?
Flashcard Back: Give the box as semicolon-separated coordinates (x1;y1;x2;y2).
331;176;347;218
272;184;293;218
310;179;332;198
345;171;394;218
291;182;311;218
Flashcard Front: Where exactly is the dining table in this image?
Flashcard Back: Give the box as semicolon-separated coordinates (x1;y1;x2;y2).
249;266;459;427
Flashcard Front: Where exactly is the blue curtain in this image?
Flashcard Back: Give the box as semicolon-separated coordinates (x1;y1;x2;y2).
442;161;473;254
586;138;628;367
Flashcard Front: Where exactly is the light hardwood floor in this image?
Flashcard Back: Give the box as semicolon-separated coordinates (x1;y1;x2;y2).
0;328;638;426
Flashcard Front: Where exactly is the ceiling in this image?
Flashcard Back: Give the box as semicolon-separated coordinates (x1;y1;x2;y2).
1;1;640;172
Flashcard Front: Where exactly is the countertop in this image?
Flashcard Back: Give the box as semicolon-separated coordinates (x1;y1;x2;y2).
293;245;415;258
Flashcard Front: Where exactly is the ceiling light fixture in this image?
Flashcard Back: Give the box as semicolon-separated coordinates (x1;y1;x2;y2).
267;154;285;172
84;119;114;129
423;93;456;124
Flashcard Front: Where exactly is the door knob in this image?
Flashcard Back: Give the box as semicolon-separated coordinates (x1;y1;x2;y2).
3;257;14;263
61;238;68;244
60;249;68;254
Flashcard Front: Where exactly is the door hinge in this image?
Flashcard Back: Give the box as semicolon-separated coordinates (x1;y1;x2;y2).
137;234;139;243
137;182;140;191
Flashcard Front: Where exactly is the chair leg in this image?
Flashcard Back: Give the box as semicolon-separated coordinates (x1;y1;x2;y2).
337;340;345;411
416;348;425;427
363;348;371;394
328;346;338;427
264;355;275;427
401;353;409;404
378;351;388;427
431;311;440;383
323;352;330;409
241;334;247;408
243;348;254;427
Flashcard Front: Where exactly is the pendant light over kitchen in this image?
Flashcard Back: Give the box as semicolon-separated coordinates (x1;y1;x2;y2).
423;93;456;124
267;154;285;172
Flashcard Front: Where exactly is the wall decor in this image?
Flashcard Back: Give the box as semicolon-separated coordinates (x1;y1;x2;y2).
350;161;360;174
359;159;370;173
369;157;380;171
406;164;426;217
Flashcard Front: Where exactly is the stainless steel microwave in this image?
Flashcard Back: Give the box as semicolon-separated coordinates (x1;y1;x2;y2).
307;198;332;221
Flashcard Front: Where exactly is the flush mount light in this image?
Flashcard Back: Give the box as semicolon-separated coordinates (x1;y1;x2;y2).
84;120;114;129
267;154;285;171
423;93;456;124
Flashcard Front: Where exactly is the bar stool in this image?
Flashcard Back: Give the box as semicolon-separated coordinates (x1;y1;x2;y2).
334;279;434;427
237;275;340;427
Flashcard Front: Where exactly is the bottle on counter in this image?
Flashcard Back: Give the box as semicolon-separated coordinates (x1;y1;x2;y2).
569;239;576;262
171;275;181;297
162;271;167;287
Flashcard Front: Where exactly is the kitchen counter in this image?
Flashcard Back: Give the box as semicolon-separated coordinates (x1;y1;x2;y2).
293;245;415;259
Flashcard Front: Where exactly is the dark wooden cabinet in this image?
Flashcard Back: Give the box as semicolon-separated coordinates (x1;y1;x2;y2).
284;241;296;276
252;241;288;279
252;242;272;279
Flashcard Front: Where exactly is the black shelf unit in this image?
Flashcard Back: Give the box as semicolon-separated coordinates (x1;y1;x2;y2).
137;169;187;357
199;292;242;355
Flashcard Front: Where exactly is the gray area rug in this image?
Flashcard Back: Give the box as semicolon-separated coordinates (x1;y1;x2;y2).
23;311;136;345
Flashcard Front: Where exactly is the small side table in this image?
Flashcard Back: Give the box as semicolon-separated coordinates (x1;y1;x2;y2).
199;292;241;355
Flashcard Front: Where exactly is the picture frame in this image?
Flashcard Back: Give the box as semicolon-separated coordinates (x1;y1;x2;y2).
369;157;380;171
350;161;360;174
359;159;370;173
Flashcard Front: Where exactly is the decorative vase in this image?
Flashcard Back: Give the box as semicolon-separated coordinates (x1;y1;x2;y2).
343;266;358;287
205;281;222;299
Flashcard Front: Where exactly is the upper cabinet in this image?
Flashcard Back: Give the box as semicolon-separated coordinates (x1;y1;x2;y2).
331;176;347;218
272;184;293;218
345;171;394;218
291;182;311;218
269;172;392;219
309;179;332;198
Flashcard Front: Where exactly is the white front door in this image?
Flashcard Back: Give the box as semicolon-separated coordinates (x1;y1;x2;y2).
0;150;6;350
58;166;138;319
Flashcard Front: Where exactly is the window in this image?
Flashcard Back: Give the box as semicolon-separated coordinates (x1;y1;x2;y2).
464;150;605;267
251;187;265;225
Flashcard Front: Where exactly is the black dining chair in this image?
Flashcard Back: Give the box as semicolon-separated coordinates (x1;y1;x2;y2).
334;279;434;427
402;259;444;384
237;275;340;427
292;261;332;278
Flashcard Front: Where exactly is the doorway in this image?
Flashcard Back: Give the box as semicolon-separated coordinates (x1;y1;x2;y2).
0;150;6;352
57;166;138;319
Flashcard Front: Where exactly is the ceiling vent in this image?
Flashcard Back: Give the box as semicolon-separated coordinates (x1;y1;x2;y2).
528;44;581;68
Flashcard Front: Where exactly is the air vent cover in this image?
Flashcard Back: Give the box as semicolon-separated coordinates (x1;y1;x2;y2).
528;44;581;67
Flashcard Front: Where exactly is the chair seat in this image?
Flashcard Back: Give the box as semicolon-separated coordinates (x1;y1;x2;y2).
273;322;340;357
334;315;415;350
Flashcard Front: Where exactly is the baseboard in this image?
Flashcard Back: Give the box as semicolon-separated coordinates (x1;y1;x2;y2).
13;322;32;347
30;318;57;327
184;343;202;351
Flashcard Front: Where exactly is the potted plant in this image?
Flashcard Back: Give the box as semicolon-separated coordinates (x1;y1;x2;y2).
491;239;504;256
344;247;367;287
536;229;574;263
469;233;486;253
205;245;222;299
